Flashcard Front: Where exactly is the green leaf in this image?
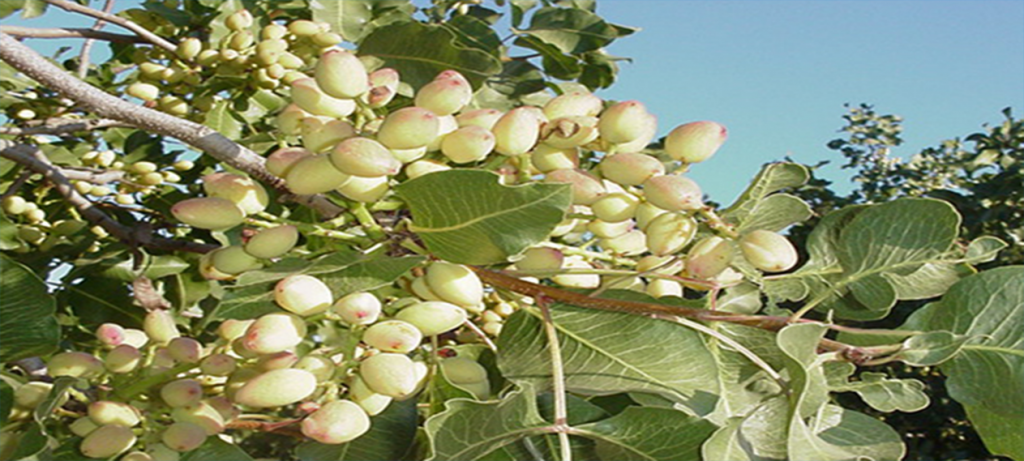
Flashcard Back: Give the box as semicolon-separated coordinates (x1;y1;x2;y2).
701;396;788;461
902;266;1024;460
0;255;59;363
894;330;971;366
0;380;12;426
723;162;810;224
831;371;930;413
964;236;1007;263
98;254;190;282
514;35;583;80
215;250;423;320
497;294;721;415
10;422;49;460
574;406;717;461
181;436;254;461
812;405;906;461
60;275;143;329
398;170;571;264
20;0;46;19
520;7;618;55
736;193;812;234
34;377;76;423
311;0;373;42
359;21;503;89
443;14;502;59
0;213;21;250
424;385;549;461
204;99;243;141
296;399;418;461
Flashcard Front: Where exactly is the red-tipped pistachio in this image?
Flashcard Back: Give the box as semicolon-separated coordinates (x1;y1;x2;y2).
244;225;299;259
329;137;401;177
664;121;727;163
80;424;136;459
600;152;665;186
332;292;382;325
685;236;735;279
88;401;141;427
233;368;317;408
48;351;104;378
441;126;496;163
643;175;703;211
644;212;697;256
377;107;440;150
301;400;371;444
362;320;423;353
544;168;606;206
285;154;351;195
492;107;541;156
415;72;472;116
162;422;208;452
315;48;369;99
598;100;654;145
359;353;419;399
739;230;799;272
242;313;307;354
202;172;268;215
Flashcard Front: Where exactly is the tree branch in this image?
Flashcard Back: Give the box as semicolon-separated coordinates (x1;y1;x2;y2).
0;140;217;254
0;32;344;218
77;0;118;79
1;117;132;136
0;26;142;43
40;0;178;53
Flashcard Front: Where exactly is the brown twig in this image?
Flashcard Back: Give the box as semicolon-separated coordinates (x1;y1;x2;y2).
41;0;178;53
0;140;217;254
0;118;131;136
0;32;344;218
0;26;142;43
77;0;118;79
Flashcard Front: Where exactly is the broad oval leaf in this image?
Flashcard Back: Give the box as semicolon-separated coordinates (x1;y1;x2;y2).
0;255;59;363
311;0;373;42
575;406;717;461
397;170;571;265
424;385;548;461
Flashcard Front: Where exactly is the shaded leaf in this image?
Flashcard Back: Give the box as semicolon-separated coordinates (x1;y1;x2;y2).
398;170;571;265
575;406;716;461
181;436;254;461
311;0;373;42
0;254;59;363
424;385;548;461
831;372;930;413
204;99;243;141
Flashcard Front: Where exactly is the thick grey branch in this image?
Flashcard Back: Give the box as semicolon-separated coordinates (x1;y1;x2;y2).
0;140;217;254
0;32;344;218
1;117;131;136
0;26;141;43
41;0;177;53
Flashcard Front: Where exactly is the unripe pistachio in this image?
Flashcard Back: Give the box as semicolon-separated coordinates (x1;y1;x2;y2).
362;320;423;353
244;225;299;259
290;78;356;118
161;379;203;408
226;9;253;31
531;145;579;172
275;274;333;316
377;107;440;150
410;277;443;301
602;230;647;256
635;202;669;232
176;37;202;60
332;292;382;325
552;256;600;289
330;137;401;177
217;319;254;342
288;19;320;36
262;23;287;40
228;30;255;50
336;174;389;203
543;91;603;119
544;168;606;205
126;82;160;101
14;382;53;409
390;146;427;164
285;154;351;195
440;356;488;385
211;245;262;275
196;49;220;66
369;67;400;90
266;147;312;177
256;351;299;371
312;31;343;46
415;73;472;115
587;219;633;239
173;160;194;172
162;422;208;452
315;48;369;99
643;175;703;212
301;399;371;444
202;172;269;215
600;152;665;186
366;85;397;108
200;354;237;377
405;160;450;179
158;95;189;117
739;230;799;272
122;328;149;348
425;262;483;309
80;424;136;459
121;451;153;461
492;107;540;156
591;192;640;223
167;337;203;363
301;118;357;153
542;116;600;149
243;313;307;354
426;115;459;152
348;375;391;416
598;100;653;144
685;236;735;279
294;355;336;382
516;247;564;271
171;197;245;230
394;301;467;336
645;212;697;256
1;195;27;215
646;278;684;298
88;401;141;427
161;171;182;183
358;353;419;399
456;108;503;130
171;402;225;435
233;368;317;407
144;309;180;345
51;219;86;236
138;171;165;186
70;416;99;437
636;255;684;275
152;347;177;369
95;323;126;347
48;351;104;378
614;111;658;153
275;104;309;136
664;121;728;163
278;52;306;70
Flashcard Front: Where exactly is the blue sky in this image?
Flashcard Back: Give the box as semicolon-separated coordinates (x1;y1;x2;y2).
4;1;1022;204
594;0;1024;203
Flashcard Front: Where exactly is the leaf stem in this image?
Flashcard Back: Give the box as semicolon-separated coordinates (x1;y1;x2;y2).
350;202;386;240
536;298;572;461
